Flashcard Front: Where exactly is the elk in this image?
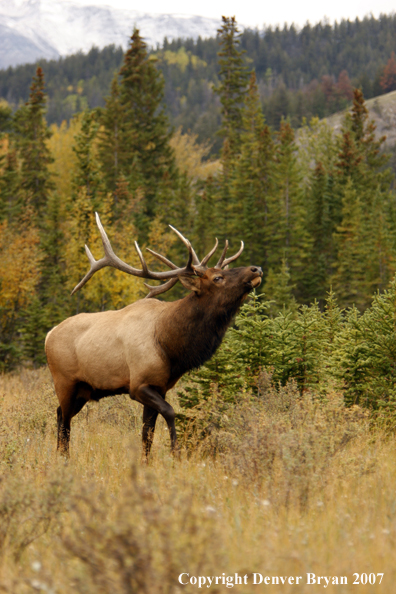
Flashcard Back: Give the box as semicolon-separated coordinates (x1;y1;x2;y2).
45;213;262;457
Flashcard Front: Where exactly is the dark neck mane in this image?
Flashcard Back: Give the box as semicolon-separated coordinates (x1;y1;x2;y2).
157;293;243;380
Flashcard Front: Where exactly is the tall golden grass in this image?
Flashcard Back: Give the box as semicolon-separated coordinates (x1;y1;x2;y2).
0;367;395;593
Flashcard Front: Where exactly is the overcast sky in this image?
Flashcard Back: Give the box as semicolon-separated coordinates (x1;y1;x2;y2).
73;0;395;28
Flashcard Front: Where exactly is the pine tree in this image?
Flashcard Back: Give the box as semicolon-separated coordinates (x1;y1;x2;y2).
323;289;344;353
12;67;54;219
0;149;22;222
72;110;103;208
192;176;219;258
209;16;250;245
215;16;249;160
0;102;14;221
99;28;177;231
17;192;69;367
262;258;297;317
332;89;394;307
232;71;274;267
331;181;368;309
303;161;335;303
380;52;396;93
39;192;69;323
337;89;390;190
357;277;396;411
331;306;367;406
98;79;123;194
267;121;311;299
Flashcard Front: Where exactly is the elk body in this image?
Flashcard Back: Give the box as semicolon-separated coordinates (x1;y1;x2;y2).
45;214;262;456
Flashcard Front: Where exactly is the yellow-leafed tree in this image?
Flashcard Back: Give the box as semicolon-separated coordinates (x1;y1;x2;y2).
0;215;41;368
65;189;144;313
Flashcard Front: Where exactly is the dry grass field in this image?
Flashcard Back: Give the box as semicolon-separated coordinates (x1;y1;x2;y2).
0;367;396;593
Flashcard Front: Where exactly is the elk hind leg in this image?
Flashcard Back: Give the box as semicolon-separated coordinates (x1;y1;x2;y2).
56;380;90;456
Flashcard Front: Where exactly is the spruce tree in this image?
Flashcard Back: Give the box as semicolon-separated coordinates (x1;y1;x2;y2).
72;110;103;208
267;121;311;300
20;190;69;368
331;306;367;406
357;277;396;410
97;78;125;205
209;16;250;245
39;192;69;323
0;150;21;222
262;258;297;317
331;182;369;310
215;16;249;160
303;161;335;303
332;89;394;307
0;102;15;221
99;28;177;231
12;67;54;219
232;71;274;267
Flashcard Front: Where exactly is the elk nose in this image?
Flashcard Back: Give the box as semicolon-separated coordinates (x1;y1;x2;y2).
250;266;262;275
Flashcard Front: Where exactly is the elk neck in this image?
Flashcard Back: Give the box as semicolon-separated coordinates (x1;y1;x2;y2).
156;291;243;380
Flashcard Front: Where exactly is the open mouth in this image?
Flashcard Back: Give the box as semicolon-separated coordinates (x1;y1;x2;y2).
251;276;262;288
247;276;262;290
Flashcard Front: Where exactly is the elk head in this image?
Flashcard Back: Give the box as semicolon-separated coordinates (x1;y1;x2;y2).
71;212;260;301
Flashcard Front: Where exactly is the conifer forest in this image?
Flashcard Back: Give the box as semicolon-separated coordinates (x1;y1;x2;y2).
2;15;396;417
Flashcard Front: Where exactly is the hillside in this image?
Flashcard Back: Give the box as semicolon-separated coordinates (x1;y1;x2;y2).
325;90;396;148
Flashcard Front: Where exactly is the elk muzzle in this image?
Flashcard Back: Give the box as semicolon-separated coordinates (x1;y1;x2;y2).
248;266;263;289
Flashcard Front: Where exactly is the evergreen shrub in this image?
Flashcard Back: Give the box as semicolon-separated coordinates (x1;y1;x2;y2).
177;278;396;440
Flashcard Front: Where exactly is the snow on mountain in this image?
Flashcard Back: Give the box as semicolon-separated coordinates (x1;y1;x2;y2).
0;0;221;69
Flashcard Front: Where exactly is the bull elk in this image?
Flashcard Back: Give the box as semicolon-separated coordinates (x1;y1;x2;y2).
45;213;262;457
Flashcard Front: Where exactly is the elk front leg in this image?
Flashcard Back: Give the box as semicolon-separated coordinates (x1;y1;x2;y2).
142;405;159;458
135;385;177;455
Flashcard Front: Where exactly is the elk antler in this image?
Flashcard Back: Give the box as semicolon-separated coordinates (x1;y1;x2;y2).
72;213;245;298
215;240;244;269
71;213;196;295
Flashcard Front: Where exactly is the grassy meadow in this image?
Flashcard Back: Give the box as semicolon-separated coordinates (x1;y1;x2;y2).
0;367;396;593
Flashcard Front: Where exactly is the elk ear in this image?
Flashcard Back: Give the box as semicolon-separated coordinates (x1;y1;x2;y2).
179;275;202;294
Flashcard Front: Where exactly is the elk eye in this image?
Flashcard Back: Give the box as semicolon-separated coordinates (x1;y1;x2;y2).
213;276;224;283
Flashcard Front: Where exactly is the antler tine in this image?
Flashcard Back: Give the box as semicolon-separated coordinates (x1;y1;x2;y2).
222;241;244;268
71;213;202;296
200;238;219;267
143;278;179;299
71;213;147;295
96;212;114;258
214;240;229;269
71;244;101;295
134;241;150;276
146;248;178;270
169;225;200;267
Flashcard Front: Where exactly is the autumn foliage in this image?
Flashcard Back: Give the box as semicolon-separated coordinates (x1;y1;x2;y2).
380;52;396;92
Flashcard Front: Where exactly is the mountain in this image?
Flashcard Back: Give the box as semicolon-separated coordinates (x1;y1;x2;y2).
0;0;221;69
